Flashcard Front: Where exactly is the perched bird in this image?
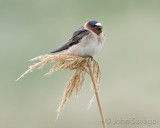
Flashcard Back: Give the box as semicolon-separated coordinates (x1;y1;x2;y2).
51;21;105;57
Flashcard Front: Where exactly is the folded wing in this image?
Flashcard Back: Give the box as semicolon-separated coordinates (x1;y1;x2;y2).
50;28;90;53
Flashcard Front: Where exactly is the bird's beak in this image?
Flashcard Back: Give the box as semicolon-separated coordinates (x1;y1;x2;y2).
97;26;103;30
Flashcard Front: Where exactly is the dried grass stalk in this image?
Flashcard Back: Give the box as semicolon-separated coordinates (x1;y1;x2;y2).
87;60;106;128
17;53;101;115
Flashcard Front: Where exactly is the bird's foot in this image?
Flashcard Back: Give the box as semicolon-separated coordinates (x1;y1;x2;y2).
84;56;93;61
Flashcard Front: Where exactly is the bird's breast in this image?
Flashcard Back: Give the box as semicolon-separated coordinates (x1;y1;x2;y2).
67;33;105;57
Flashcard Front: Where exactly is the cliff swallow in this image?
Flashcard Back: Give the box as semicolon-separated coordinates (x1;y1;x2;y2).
51;21;105;57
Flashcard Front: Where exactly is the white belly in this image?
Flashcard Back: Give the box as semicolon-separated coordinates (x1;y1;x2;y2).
66;33;105;57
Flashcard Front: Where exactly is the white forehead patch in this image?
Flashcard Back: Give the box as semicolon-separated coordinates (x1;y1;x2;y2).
95;22;102;26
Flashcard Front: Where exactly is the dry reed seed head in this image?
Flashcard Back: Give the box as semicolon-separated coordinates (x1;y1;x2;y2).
17;53;101;117
57;68;86;114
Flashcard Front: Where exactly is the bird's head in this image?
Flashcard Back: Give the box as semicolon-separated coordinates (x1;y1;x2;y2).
85;21;103;35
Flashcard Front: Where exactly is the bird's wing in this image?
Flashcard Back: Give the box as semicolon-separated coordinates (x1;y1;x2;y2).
50;28;90;53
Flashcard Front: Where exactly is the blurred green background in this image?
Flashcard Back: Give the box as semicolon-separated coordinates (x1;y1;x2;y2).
0;0;160;128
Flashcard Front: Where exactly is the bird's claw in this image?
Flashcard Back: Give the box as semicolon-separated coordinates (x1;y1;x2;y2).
84;56;93;61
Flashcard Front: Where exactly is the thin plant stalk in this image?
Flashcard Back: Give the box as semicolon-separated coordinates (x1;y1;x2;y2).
17;53;106;127
87;59;107;128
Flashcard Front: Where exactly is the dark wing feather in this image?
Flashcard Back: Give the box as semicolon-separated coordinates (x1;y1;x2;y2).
50;28;90;53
